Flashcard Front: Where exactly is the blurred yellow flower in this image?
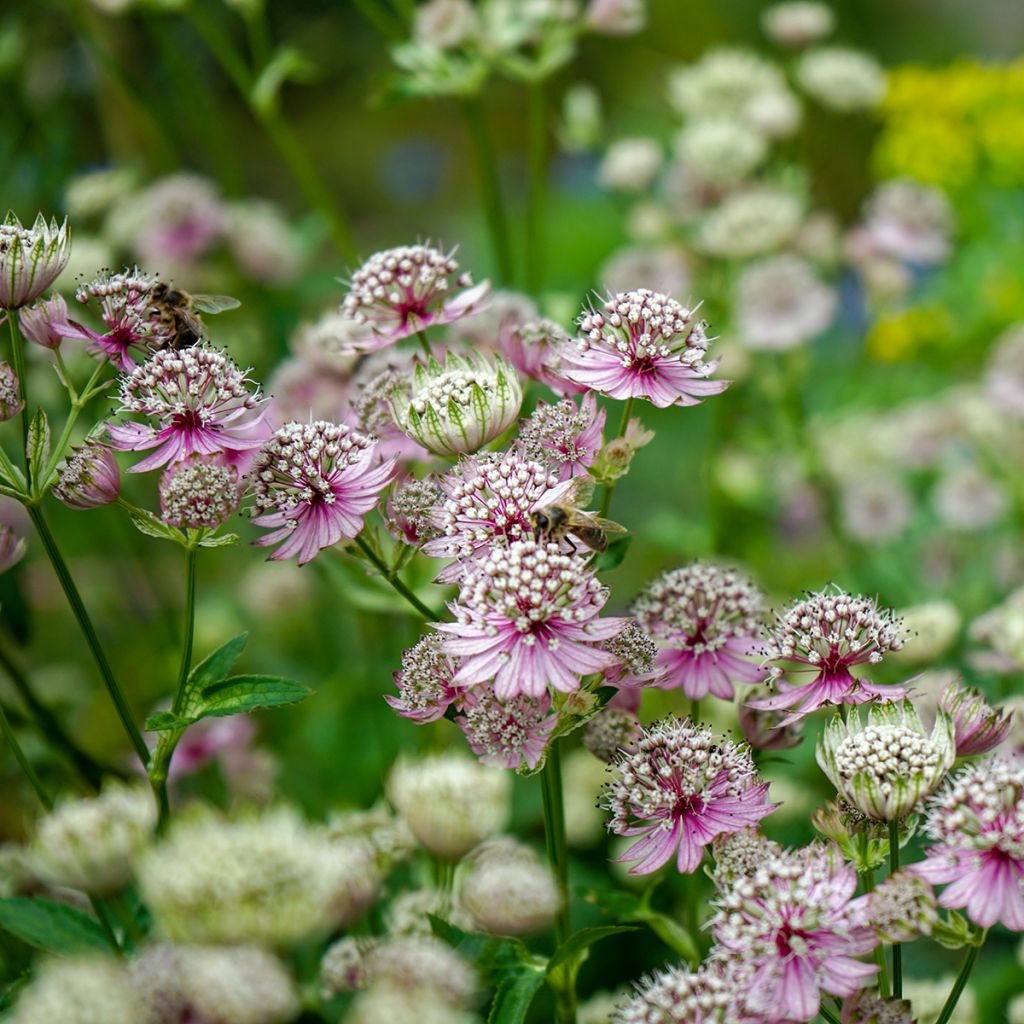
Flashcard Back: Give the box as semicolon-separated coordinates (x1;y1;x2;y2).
865;306;952;362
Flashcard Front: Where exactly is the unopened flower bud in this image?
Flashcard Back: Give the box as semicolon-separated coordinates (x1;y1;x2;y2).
0;211;70;309
0;363;24;422
591;418;655;484
583;708;642;763
938;679;1013;757
867;870;937;943
53;443;121;510
19;293;71;349
320;936;373;998
0;525;27;574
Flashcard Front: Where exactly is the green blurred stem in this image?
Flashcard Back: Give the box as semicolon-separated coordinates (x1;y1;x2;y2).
888;819;902;998
352;0;405;39
818;1007;841;1024
416;331;433;358
858;868;890;998
25;505;150;768
42;357;110;490
541;741;576;1023
934;941;981;1024
171;546;198;718
7;315;30;475
462;98;514;286
598;397;635;518
525;80;547;292
353;534;440;620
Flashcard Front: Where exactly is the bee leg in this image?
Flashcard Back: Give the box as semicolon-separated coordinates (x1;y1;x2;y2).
566;537;577;554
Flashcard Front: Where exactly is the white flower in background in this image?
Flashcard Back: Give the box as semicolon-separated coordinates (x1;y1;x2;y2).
901;976;977;1024
668;48;787;121
698;187;804;258
744;86;803;138
10;956;142;1024
414;0;478;48
358;935;478;1011
838;472;913;543
598;137;663;193
562;746;611;847
797;47;886;111
890;602;961;665
932;464;1006;532
64;166;138;219
600;244;692;298
761;1;835;47
559;83;604;152
677;116;767;184
734;254;837;350
289;309;367;371
224;199;304;284
984;324;1024;419
585;0;646;35
794;210;841;266
626;201;675;242
859;179;953;266
969;586;1024;674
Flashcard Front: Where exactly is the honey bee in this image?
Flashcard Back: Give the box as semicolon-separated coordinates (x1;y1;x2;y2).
148;283;241;350
530;476;627;553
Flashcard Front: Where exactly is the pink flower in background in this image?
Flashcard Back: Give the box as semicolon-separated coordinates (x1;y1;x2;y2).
561;289;728;408
386;633;461;724
938;679;1014;757
438;539;625;700
710;844;878;1023
631;563;766;701
454;688;558;771
747;588;909;725
341;244;489;347
518;393;606;481
170;716;256;780
250;420;395;565
0;524;27;574
108;346;268;472
498;317;585;396
19;292;71;349
603;717;776;874
910;756;1024;930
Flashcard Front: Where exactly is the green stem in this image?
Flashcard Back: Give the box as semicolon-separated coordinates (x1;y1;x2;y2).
26;505;150;767
353;534;441;620
858;869;890;998
8;314;30;476
171;546;198;717
541;741;575;1023
42;359;109;490
416;331;433;359
462;98;514;286
818;1007;841;1024
934;941;981;1024
888;819;902;998
598;397;635;518
525;79;547;292
0;700;52;810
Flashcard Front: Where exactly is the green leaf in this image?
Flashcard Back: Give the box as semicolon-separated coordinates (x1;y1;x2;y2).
197;532;239;548
0;897;111;954
144;711;190;733
488;968;545;1024
195;674;312;718
126;507;186;546
250;46;315;115
176;633;248;721
594;534;632;572
546;925;638;976
26;408;49;490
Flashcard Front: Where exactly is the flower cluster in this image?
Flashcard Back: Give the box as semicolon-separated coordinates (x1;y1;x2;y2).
454;687;558;771
53;443;121;509
612;963;739;1023
159;456;240;529
518;393;605;481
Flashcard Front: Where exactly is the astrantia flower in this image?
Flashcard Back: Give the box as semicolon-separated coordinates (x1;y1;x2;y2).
840;990;915;1024
498;317;583;396
698;187;804;259
985;325;1024;419
53;442;121;509
439;538;626;700
668;49;786;121
866;870;938;943
583;707;642;763
797;47;886;112
747;588;909;725
817;700;955;821
159;456;240;529
10;956;141;1024
388;352;522;457
860;180;953;266
0;211;70;309
710;844;878;1023
0;363;24;422
386;476;443;545
910;755;1024;930
386;633;461;724
601;618;661;688
710;827;783;887
761;2;835;47
603;716;775;874
611;963;739;1024
250;421;395;565
19;292;70;349
0;525;27;574
938;679;1013;757
561;289;728;409
598;138;663;193
519;393;605;481
454;687;558;770
677;116;767;185
108;346;268;472
631;563;766;701
341;244;489;346
361;935;477;1009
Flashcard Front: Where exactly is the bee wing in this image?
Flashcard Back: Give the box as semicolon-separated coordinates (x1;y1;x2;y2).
191;294;241;314
590;516;628;536
563;475;596;506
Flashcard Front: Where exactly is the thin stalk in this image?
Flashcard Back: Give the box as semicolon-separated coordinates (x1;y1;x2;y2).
462;98;514;286
598;397;635;518
524;79;547;292
934;942;981;1024
818;1007;841;1024
858;869;890;998
42;358;109;488
171;547;198;716
416;330;433;359
26;505;149;766
7;315;30;474
888;819;902;998
353;534;441;620
541;741;575;1023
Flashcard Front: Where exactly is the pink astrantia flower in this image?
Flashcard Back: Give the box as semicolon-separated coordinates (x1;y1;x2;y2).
108;346;269;472
631;563;767;701
250;420;396;565
560;289;728;408
19;292;71;349
341;243;490;348
910;755;1024;930
518;393;606;481
938;679;1014;757
601;618;664;690
438;538;626;700
498;317;585;396
603;716;776;875
710;844;878;1023
454;688;558;771
62;268;175;371
386;633;461;724
747;588;909;726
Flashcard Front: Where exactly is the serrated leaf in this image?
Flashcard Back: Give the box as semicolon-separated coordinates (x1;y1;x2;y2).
177;633;248;720
198;532;239;548
26;408;49;489
0;897;111;954
488;968;545;1024
196;674;311;718
594;534;632;572
546;925;638;976
127;508;186;546
144;711;190;733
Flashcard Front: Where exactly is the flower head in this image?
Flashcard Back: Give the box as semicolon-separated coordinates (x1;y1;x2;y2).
860;180;953;266
762;2;835;47
0;211;70;309
710;844;878;1023
498;316;583;395
631;563;766;700
938;679;1014;757
159;455;240;529
10;955;141;1024
840;990;915;1024
910;755;1024;930
583;707;643;763
677;116;767;185
439;538;625;700
866;870;938;943
562;289;727;408
797;47;886;112
454;687;558;770
19;292;70;349
108;346;268;472
603;716;776;874
386;476;443;545
250;421;395;564
0;363;24;422
698;187;804;259
518;393;606;481
710;827;784;887
386;633;461;724
341;244;489;345
53;443;121;510
747;588;909;724
612;962;741;1024
601;618;661;688
388;352;522;457
816;700;955;821
598;138;663;193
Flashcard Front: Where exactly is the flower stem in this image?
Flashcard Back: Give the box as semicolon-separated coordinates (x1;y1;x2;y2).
888;818;902;998
171;546;198;717
416;331;433;359
598;397;635;518
818;1006;841;1024
353;533;441;620
462;98;514;286
7;314;31;475
858;868;890;997
541;741;576;1023
41;358;110;491
25;505;150;767
934;941;982;1024
524;79;547;292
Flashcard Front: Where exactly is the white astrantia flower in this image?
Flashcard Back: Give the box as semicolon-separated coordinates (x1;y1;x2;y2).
676;116;767;185
10;955;142;1024
698;188;804;259
761;2;835;48
598;138;663;193
389;352;522;457
797;47;886;112
816;700;955;821
0;211;71;310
